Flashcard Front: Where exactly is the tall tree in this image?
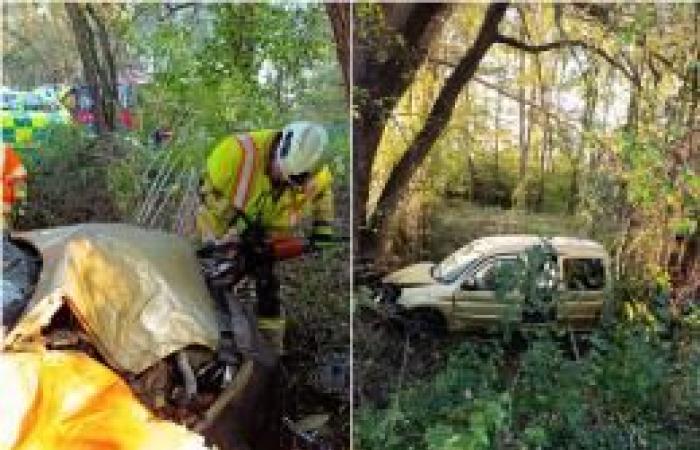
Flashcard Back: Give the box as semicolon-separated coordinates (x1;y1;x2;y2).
65;3;118;133
353;2;449;250
325;3;350;101
518;28;528;181
494;89;501;187
354;2;684;254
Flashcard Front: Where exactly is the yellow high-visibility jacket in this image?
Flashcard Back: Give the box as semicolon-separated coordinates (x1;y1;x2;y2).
196;130;334;241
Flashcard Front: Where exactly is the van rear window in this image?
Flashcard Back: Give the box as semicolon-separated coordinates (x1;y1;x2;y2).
563;258;605;291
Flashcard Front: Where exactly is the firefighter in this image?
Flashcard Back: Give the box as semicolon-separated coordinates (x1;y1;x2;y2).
2;145;27;230
196;121;335;362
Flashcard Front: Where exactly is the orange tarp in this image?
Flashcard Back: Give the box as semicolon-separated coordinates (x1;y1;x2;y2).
0;351;208;450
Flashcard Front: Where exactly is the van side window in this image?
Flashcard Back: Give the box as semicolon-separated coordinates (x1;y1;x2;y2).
563;258;605;291
475;257;519;291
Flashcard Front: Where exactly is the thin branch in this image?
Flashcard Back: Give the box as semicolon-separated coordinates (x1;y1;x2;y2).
426;56;615;153
570;3;687;82
494;33;641;89
649;51;685;79
428;57;578;126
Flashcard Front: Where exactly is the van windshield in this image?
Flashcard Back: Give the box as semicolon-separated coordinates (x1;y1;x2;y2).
432;244;481;283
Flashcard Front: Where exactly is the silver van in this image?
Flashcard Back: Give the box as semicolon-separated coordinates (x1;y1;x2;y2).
375;235;610;331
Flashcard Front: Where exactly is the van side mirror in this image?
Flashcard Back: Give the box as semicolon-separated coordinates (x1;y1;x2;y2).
461;277;477;291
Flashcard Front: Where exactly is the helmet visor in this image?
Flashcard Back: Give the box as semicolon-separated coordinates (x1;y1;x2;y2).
278;131;293;159
288;171;311;187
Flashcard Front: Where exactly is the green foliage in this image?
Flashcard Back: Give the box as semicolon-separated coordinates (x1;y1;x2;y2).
124;3;349;209
618;131;670;209
495;242;559;304
578;169;628;241
16;125;125;228
201;4;331;86
424;394;510;450
131;3;343;132
356;320;700;450
327;123;351;185
355;343;506;450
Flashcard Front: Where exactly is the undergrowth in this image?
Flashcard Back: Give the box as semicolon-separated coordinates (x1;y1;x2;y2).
355;318;700;450
356;241;699;450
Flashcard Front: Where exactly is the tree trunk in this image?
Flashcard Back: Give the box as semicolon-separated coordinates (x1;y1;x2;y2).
65;3;117;133
626;84;639;132
525;86;537;210
539;117;547;212
370;3;509;234
325;3;350;101
85;4;118;131
353;120;384;254
353;3;449;254
536;57;547;212
494;90;501;189
518;45;528;180
692;3;699;127
66;3;105;133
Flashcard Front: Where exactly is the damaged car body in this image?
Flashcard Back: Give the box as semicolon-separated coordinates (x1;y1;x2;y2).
375;235;611;332
1;223;271;449
3;223;220;373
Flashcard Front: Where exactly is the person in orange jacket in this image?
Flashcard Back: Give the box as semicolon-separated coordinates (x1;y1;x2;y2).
2;145;27;230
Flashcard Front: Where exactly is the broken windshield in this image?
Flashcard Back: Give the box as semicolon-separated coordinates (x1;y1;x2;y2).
432;244;481;283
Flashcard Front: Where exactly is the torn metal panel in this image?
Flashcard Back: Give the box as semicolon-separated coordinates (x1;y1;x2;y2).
4;223;219;374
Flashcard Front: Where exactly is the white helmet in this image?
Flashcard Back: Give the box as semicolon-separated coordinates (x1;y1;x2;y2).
275;121;328;182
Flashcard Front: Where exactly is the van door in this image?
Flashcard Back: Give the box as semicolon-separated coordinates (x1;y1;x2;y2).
452;255;522;328
558;257;606;325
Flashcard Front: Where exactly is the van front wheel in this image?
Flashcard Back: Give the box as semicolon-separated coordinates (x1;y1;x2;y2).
404;309;447;339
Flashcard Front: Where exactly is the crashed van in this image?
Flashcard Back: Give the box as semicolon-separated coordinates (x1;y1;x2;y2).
375;235;610;331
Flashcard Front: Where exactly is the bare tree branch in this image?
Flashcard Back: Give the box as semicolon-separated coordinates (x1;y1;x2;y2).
649;51;685;79
494;33;641;88
570;3;687;82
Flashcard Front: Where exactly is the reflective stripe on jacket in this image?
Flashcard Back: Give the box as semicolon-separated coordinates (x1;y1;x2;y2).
196;130;334;240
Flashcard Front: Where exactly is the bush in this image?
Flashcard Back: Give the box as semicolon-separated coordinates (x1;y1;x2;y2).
16;125;124;229
355;320;700;450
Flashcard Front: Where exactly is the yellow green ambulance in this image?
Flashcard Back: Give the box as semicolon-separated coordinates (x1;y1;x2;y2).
1;87;72;149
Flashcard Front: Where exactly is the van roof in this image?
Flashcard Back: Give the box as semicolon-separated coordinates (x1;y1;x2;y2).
468;235;608;258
